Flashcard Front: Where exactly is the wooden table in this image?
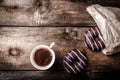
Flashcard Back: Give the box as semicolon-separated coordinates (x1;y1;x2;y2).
0;0;120;80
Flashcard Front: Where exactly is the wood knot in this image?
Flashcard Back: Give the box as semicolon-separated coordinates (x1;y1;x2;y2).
64;28;78;40
34;0;50;14
9;47;21;56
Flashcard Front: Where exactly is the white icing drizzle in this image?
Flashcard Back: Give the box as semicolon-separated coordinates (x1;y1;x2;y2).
65;56;72;62
64;61;76;73
77;62;84;69
85;34;95;51
93;40;99;50
64;66;70;73
74;64;81;72
68;53;74;59
77;49;87;60
91;28;96;36
72;51;86;66
98;41;103;49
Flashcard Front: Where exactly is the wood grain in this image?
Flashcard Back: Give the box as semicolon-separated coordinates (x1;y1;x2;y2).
0;0;120;26
0;27;120;71
0;71;87;80
0;0;120;79
0;70;120;80
0;0;93;26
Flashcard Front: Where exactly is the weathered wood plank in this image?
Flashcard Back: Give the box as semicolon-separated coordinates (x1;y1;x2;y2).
0;0;94;26
0;71;69;80
0;0;119;26
0;70;120;80
0;27;120;70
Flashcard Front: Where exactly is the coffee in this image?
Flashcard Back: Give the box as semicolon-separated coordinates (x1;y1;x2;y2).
34;48;52;67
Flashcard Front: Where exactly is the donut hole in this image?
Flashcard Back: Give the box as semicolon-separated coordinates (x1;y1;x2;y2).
72;57;79;64
94;37;99;41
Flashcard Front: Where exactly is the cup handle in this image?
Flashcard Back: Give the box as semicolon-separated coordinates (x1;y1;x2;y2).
49;42;55;48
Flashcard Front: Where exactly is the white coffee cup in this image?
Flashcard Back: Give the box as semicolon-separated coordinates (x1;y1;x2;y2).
30;42;55;70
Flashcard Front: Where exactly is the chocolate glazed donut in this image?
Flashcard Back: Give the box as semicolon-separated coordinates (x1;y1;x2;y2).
84;27;105;51
63;49;87;74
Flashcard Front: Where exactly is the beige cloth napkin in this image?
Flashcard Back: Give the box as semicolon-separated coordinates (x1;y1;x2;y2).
87;4;120;55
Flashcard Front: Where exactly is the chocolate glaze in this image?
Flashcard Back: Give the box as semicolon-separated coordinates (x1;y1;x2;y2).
85;27;105;51
63;49;87;74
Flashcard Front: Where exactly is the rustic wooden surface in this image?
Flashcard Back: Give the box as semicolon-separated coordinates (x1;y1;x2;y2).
0;0;119;26
0;71;120;80
0;0;94;26
0;0;120;80
0;27;120;71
